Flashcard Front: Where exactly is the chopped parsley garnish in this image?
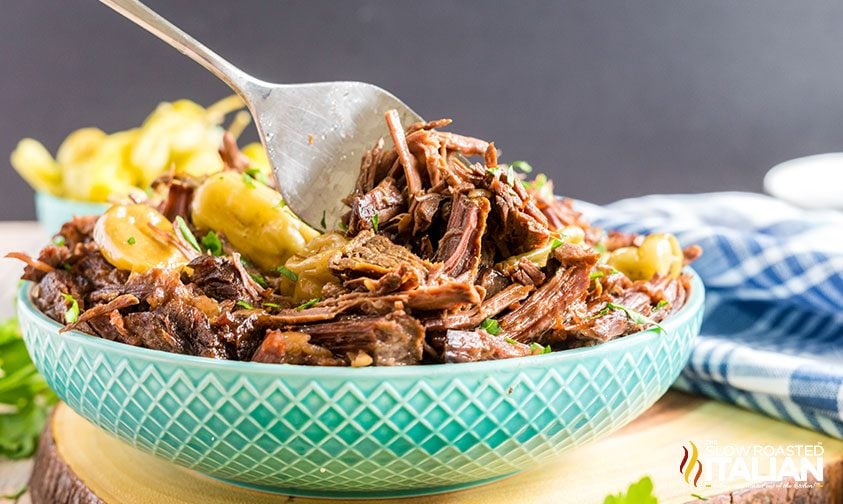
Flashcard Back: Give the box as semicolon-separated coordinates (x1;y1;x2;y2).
275;265;298;282
127;236;136;245
320;210;327;230
174;216;201;252
371;214;379;233
338;221;349;232
504;337;518;345
52;236;65;246
480;318;501;335
510;160;533;173
249;272;268;288
530;342;552;354
589;271;604;280
262;302;281;309
61;293;79;324
235;300;255;310
201;230;223;256
245;167;269;186
296;298;321;310
242;172;256;189
550;238;564;251
603;302;665;333
655;299;669;311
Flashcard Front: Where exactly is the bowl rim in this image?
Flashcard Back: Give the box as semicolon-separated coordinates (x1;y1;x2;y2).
17;268;704;378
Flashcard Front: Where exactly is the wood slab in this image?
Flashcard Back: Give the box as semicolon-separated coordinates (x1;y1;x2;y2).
27;392;843;503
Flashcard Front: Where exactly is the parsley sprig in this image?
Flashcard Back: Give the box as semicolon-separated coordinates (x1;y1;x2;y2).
0;318;58;459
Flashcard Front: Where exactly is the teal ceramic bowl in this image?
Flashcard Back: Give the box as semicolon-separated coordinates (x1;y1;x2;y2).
17;272;704;499
34;192;110;235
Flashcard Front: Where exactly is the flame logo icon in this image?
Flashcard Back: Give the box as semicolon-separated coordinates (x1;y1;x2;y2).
680;440;703;486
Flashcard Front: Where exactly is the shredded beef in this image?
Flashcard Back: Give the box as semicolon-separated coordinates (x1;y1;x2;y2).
19;110;699;366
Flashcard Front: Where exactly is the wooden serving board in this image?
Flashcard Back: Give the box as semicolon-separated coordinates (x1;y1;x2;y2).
27;392;843;503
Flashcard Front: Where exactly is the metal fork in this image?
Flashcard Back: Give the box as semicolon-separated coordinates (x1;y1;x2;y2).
99;0;422;229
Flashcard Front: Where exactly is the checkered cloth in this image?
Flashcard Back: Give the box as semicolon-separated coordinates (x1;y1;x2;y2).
579;192;843;439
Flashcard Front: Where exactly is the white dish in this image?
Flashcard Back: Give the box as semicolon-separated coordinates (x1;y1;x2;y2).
764;153;843;210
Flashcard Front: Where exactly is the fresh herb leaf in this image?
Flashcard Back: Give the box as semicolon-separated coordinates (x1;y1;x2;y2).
606;302;665;333
61;293;79;324
594;242;607;254
602;476;657;504
236;300;255;310
245;167;269;186
320;210;327;230
530;342;552;354
655;299;669;311
296;298;321;310
52;236;65;247
371;214;379;233
275;265;299;282
249;272;268;288
242;172;256;189
338;221;349;232
504;337;518;345
590;271;604;280
480;318;501;335
201;230;223;256
175;216;201;252
127;236;136;245
510;160;533;173
0;318;58;459
550;238;564;251
262;302;281;309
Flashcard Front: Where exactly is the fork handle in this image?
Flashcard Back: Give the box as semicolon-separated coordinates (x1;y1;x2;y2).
98;0;260;99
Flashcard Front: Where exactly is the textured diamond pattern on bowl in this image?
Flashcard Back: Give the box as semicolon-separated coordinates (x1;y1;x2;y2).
18;274;703;494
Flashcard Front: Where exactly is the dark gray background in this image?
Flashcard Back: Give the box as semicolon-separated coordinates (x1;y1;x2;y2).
3;0;843;220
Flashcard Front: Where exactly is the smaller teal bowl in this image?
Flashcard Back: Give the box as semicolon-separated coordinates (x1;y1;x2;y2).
34;192;110;235
18;273;704;499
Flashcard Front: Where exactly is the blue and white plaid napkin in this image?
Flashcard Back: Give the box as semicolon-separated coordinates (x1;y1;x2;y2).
580;192;843;439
